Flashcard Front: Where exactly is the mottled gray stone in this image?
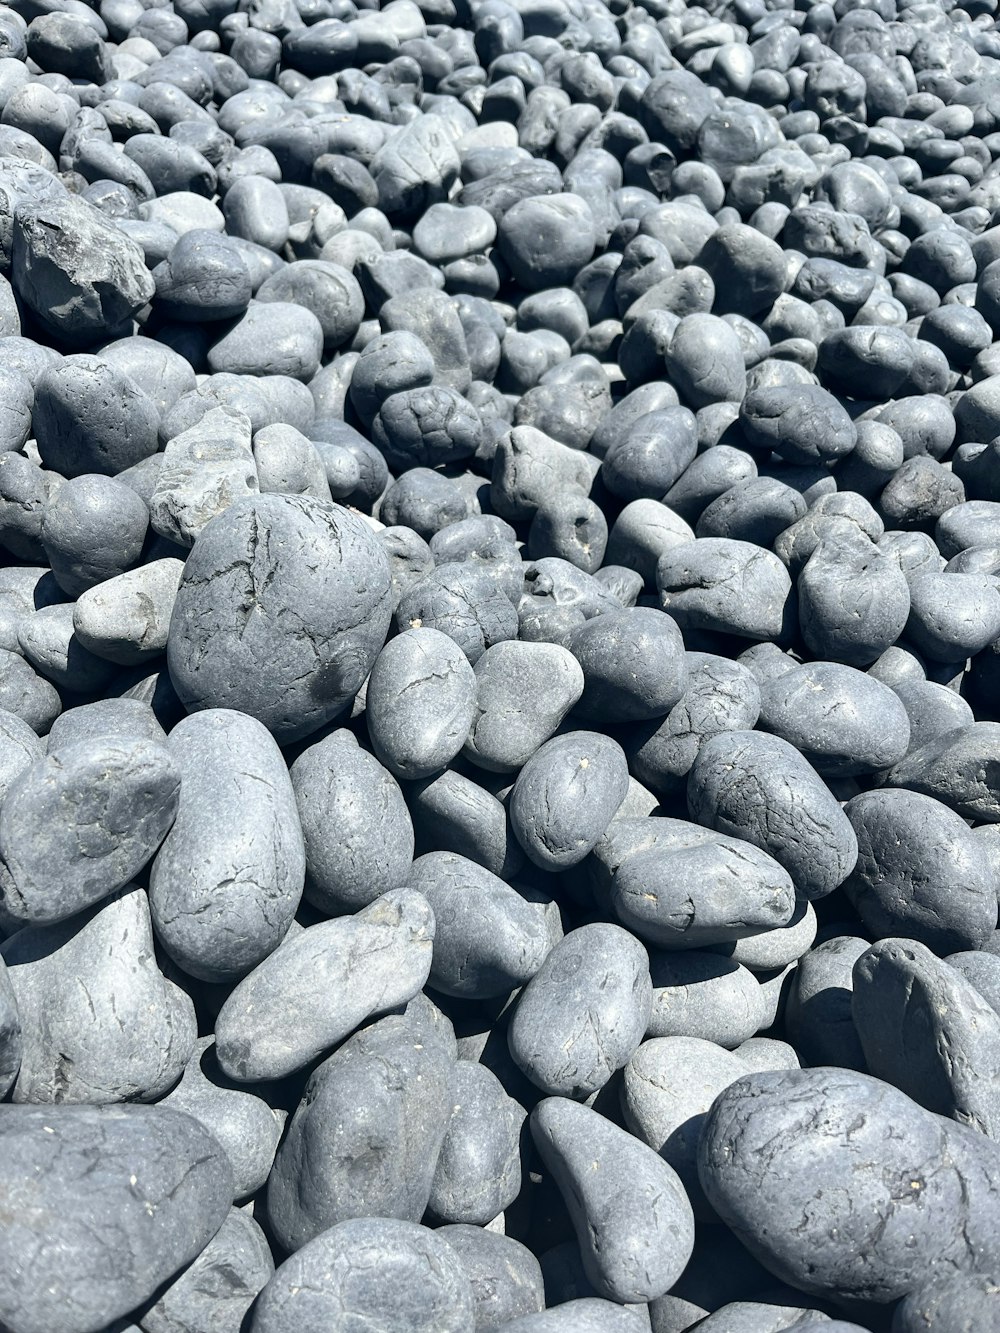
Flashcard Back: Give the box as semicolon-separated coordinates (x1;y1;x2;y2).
531;1096;695;1303
3;884;195;1104
215;887;434;1081
757;661;910;777
396;561;519;665
250;1218;473;1333
366;626;478;779
688;731;858;900
150;407;258;548
0;707;42;803
428;1060;525;1225
595;816;796;951
18;602;119;694
159;1037;284;1201
464;640;584;773
511;731;629;871
853;938;1000;1138
149;709;304;984
139;1208;274;1333
892;1273;1000;1333
885;723;1000;823
46;700;166;754
0;647;60;734
0;736;179;926
266;1010;456;1252
0;1103;232;1333
657;538;794;641
623;1035;747;1216
73;558;185;666
508;923;652;1099
699;1067;1000;1303
408;851;551;1000
207;301;324;381
408;768;525;881
797;531;910;667
167;493;393;743
567;608;688;723
291;728;414;915
844;790;997;954
783;935;869;1072
436;1226;544;1332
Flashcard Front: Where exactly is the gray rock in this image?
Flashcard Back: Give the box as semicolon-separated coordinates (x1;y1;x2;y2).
18;602;119;695
797;530;910;667
699;1066;1000;1303
734;1037;801;1074
948;950;1000;1017
266;1010;456;1252
0;736;180;927
853;938;1000;1138
3;884;195;1104
718;901;819;974
508;923;652;1099
46;699;166;752
884;723;1000;822
510;731;629;871
844;790;997;954
159;1037;284;1201
0;1103;232;1333
692;1303;833;1332
892;1272;1000;1333
783;935;869;1072
291;728;414;915
0;951;21;1099
0;647;61;735
149;709;305;984
250;1218;474;1333
139;1208;274;1333
567;607;688;723
150;406;258;549
595;816;797;951
464;640;584;773
252;422;331;501
0;707;42;802
396;561;519;664
408;768;525;881
657;538;794;641
436;1225;544;1332
428;1060;526;1225
757;661;910;777
214;887;434;1082
646;952;766;1047
408;851;551;1000
366;626;478;779
11;193;155;348
688;731;859;900
73;558;185;665
167;493;393;743
623;1035;747;1216
207;301;324;381
531;1096;695;1304
499;1299;651;1332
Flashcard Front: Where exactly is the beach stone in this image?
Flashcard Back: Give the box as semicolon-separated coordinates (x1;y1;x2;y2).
0;1103;232;1333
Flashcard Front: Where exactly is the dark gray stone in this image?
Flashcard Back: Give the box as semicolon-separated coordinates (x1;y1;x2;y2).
149;709;304;984
464;640;584;773
0;1103;232;1333
34;354;159;478
687;731;858;900
167;494;393;743
436;1225;544;1332
0;736;180;927
699;1066;1000;1304
657;539;794;642
567;607;688;723
291;728;414;916
265;1010;456;1252
510;731;629;871
645;952;766;1047
214;887;434;1082
366;626;478;780
428;1060;525;1225
508;923;652;1099
249;1218;473;1333
408;768;524;881
531;1096;695;1304
784;934;869;1072
885;723;1000;822
853;938;1000;1138
892;1273;1000;1333
3;884;195;1105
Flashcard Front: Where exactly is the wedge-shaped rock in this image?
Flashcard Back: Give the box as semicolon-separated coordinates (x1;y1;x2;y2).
150;405;258;548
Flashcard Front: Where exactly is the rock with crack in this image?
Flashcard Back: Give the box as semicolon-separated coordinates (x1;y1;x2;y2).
266;1007;456;1253
365;625;478;780
394;560;518;664
656;537;795;642
698;1066;1000;1304
150;405;258;549
463;639;584;773
592;815;797;950
148;708;305;985
508;922;651;1100
213;886;435;1082
687;730;859;900
0;1102;233;1333
530;1096;695;1304
435;1225;544;1330
407;850;552;999
0;734;180;926
2;883;196;1104
167;492;393;742
510;730;630;872
290;727;414;916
